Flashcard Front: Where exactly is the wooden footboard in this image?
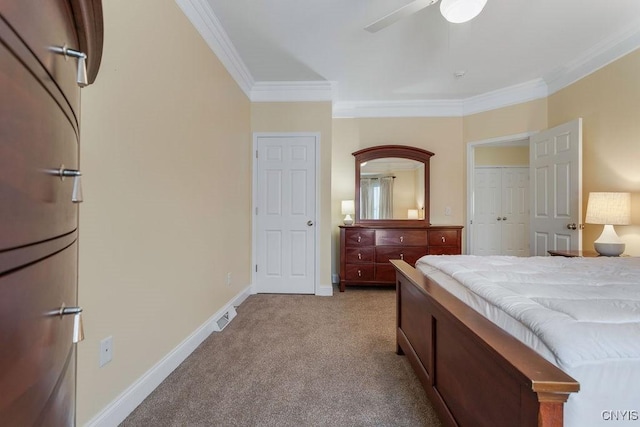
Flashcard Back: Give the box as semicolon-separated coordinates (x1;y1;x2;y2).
391;260;579;427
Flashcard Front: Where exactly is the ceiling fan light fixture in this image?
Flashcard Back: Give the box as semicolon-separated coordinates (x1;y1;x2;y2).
440;0;487;23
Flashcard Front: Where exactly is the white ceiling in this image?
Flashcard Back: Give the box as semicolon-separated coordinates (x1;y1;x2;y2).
191;0;640;116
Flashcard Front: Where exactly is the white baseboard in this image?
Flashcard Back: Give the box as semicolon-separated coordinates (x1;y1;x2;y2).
316;283;333;296
84;285;253;427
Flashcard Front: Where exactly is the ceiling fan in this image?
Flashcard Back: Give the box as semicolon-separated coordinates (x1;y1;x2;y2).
364;0;488;33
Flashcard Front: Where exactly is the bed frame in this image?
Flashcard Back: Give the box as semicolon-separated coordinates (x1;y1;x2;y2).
391;260;579;427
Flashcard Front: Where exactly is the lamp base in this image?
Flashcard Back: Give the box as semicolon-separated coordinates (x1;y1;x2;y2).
594;242;625;257
343;214;353;226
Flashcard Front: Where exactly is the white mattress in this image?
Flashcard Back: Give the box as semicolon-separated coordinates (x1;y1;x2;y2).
415;255;640;427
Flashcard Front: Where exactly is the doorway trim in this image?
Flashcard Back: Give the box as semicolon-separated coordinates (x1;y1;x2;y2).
251;132;322;295
466;131;536;254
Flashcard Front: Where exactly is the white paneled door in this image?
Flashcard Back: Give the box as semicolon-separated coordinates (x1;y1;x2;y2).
255;134;317;294
530;119;582;255
472;167;529;256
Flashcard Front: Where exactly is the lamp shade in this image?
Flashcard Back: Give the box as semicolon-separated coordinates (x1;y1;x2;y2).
408;209;419;219
341;200;355;215
440;0;487;23
585;192;631;225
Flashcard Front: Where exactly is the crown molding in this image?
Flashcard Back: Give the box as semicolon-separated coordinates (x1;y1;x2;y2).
332;99;464;118
462;79;548;116
175;0;254;97
544;22;640;96
250;81;335;102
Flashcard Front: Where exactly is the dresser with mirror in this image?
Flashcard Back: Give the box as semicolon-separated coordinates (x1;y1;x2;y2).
339;145;462;291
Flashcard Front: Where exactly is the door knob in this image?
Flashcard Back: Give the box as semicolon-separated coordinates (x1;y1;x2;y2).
567;223;577;230
307;220;314;226
502;217;507;221
497;217;502;221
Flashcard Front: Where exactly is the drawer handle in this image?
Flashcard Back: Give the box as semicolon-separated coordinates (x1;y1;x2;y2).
358;253;362;260
358;269;362;277
441;236;446;243
58;304;85;343
400;236;404;243
50;45;88;87
400;253;404;260
357;236;361;243
51;166;83;203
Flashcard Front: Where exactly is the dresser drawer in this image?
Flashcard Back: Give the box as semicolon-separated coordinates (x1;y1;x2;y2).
375;263;396;283
1;1;81;116
428;229;459;246
345;247;374;263
0;41;79;251
428;246;460;255
375;246;427;265
345;264;375;281
344;229;375;247
376;229;427;246
0;242;77;426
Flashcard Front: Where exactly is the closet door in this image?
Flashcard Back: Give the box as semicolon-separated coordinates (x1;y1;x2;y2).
472;167;529;256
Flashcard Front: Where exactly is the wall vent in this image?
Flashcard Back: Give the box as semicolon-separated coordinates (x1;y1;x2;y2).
212;306;237;332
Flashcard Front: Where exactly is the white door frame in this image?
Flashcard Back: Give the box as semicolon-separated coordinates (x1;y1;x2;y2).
466;131;535;255
251;132;322;295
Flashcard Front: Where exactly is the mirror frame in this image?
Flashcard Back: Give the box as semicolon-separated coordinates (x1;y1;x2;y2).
354;145;434;227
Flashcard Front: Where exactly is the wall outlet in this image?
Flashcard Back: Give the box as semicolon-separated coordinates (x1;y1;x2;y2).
445;206;452;216
226;272;232;286
100;336;113;367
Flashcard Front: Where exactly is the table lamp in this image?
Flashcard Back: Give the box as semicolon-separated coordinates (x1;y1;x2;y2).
341;200;355;225
585;192;631;256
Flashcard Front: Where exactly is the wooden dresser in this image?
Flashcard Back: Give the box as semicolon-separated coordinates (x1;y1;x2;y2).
0;1;102;425
339;225;462;291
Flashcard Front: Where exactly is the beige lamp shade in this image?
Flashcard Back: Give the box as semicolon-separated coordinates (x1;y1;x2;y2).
407;209;419;219
585;192;630;225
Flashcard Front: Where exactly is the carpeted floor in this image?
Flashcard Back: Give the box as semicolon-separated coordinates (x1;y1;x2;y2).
121;286;442;426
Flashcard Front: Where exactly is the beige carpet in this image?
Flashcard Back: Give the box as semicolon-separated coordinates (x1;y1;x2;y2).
121;286;442;426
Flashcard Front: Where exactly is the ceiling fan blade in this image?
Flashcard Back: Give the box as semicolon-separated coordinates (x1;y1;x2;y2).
364;0;439;33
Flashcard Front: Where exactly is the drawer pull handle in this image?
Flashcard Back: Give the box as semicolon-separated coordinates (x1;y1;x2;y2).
358;253;362;260
357;236;361;243
58;304;85;343
400;253;404;260
358;269;362;277
400;236;404;243
441;236;446;243
52;166;83;203
50;45;88;87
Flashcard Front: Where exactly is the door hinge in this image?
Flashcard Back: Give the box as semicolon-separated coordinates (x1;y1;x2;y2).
255;150;258;158
255;264;258;272
255;207;258;215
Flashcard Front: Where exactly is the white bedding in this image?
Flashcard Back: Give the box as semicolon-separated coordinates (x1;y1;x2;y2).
415;255;640;427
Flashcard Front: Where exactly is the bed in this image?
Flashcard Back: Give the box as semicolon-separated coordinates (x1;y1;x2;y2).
392;255;640;427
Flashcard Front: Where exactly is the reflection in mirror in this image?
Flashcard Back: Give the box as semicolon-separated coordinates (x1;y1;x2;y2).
360;158;425;220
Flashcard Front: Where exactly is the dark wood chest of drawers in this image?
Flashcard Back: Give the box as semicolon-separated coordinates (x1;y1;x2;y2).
0;2;102;424
339;225;462;291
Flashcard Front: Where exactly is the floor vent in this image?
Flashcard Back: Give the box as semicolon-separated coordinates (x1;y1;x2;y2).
212;306;237;332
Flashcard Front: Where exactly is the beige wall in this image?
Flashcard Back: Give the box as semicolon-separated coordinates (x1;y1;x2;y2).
548;49;640;255
78;0;251;423
251;102;333;287
475;145;529;166
331;117;463;272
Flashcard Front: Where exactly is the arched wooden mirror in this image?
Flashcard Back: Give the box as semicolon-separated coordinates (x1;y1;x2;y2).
354;145;434;227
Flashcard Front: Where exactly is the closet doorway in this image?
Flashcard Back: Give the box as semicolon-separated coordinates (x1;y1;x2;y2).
467;135;531;256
